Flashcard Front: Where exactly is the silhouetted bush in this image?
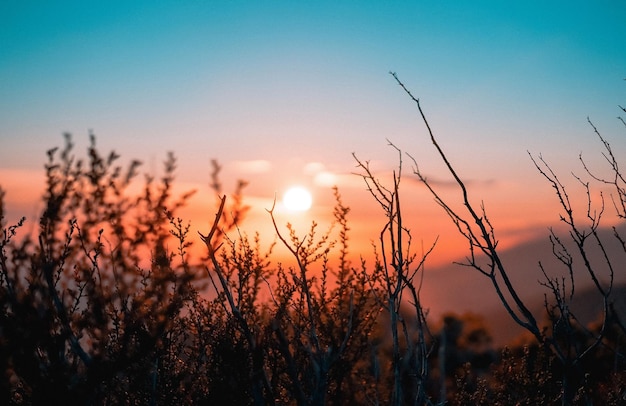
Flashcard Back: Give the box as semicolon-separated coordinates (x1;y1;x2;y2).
2;91;626;405
0;134;388;404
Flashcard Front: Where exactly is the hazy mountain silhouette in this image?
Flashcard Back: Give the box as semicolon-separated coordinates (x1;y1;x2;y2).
421;223;626;345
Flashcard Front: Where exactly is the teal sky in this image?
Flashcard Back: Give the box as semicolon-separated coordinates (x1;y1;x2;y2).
1;1;625;211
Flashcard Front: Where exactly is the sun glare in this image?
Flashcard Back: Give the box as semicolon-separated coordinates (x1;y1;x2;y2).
282;186;312;212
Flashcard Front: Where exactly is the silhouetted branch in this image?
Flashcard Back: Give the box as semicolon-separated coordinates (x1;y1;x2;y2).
391;71;541;340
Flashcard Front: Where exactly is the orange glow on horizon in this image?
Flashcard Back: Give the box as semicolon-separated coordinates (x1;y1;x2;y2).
2;158;621;283
0;164;577;269
3;158;625;333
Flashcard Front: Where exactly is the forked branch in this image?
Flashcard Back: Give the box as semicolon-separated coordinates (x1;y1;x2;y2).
391;71;541;339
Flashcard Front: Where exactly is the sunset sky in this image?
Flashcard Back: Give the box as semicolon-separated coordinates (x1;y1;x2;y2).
1;2;625;322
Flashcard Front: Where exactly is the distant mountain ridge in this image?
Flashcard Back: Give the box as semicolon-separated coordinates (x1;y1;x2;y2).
482;283;626;345
420;223;626;346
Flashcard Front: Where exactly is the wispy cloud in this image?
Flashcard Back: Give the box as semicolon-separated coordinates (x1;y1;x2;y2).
303;161;367;188
352;165;497;189
313;171;337;187
303;162;325;175
231;160;272;174
405;173;497;189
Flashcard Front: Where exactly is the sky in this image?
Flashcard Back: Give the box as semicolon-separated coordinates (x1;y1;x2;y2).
1;1;625;322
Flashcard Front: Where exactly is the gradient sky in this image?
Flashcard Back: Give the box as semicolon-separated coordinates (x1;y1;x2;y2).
1;2;625;278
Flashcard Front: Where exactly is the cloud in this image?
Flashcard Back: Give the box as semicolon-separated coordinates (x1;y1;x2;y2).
342;162;498;190
231;160;272;174
407;173;496;189
313;171;337;187
303;162;325;175
308;171;368;189
305;162;353;188
353;166;497;190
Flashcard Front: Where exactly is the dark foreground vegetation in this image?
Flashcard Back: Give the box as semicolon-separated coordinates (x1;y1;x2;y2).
1;78;625;404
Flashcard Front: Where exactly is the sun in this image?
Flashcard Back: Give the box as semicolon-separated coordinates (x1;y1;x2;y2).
282;186;312;212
